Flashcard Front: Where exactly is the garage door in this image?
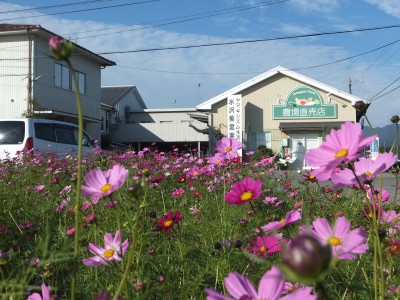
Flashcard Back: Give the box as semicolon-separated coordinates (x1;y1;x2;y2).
289;133;320;170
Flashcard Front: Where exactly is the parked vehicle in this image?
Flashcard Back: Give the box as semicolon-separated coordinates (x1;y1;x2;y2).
0;118;97;159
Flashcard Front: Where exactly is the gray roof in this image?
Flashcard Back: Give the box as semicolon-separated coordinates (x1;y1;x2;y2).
101;86;147;108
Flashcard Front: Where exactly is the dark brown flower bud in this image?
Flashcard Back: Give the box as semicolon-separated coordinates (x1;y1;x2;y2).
281;234;331;281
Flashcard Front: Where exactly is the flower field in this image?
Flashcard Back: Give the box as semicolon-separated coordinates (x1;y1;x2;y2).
1;122;400;299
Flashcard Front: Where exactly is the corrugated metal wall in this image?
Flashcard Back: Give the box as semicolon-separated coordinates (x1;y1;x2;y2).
0;34;30;118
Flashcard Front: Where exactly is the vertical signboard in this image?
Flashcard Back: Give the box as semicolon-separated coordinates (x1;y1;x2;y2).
227;94;242;156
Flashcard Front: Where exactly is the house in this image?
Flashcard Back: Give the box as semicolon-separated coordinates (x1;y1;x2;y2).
0;24;115;142
109;108;210;154
100;85;146;146
196;66;367;169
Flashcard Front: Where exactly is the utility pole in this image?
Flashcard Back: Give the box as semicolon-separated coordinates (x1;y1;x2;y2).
348;77;352;94
197;83;201;104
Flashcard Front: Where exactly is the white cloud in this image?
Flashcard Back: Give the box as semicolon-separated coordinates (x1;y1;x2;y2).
0;1;397;127
289;0;341;13
364;0;400;18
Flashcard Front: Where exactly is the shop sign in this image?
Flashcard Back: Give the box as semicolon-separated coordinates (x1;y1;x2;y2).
227;94;242;146
273;86;337;119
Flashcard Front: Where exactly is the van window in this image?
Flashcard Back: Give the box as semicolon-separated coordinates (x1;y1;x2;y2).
55;125;75;145
0;121;25;144
35;123;56;142
73;127;92;147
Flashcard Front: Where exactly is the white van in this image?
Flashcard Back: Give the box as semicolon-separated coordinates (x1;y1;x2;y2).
0;118;97;160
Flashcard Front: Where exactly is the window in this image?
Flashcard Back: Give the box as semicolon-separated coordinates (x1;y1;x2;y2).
55;125;75;145
73;127;92;147
72;70;86;95
54;63;86;95
247;131;271;151
0;121;25;144
35;123;56;142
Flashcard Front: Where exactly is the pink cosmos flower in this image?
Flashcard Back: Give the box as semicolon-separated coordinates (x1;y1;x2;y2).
205;266;317;300
225;177;262;205
82;230;129;266
81;165;129;199
381;210;400;228
366;187;390;203
305;122;376;181
245;235;280;258
331;152;397;189
302;216;369;260
207;153;227;166
215;137;243;158
27;283;50;300
171;188;185;198
261;210;302;233
263;196;278;204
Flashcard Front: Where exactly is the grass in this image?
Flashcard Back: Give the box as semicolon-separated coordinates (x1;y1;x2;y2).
0;149;400;299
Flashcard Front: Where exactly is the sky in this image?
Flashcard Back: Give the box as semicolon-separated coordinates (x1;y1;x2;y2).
1;0;400;128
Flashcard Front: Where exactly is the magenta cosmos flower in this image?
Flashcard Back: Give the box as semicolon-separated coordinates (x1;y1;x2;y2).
215;137;243;158
261;210;302;233
154;210;182;233
305;122;376;181
82;230;129;266
205;266;317;300
245;235;280;258
331;152;397;189
81;165;129;199
27;283;50;300
225;177;262;205
302;216;369;260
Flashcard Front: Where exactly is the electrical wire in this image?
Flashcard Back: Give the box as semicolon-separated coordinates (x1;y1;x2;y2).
98;24;400;55
67;0;289;39
0;0;160;22
0;0;116;14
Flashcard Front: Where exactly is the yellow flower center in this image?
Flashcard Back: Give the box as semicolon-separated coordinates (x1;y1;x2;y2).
226;147;232;152
280;219;286;225
103;249;114;259
368;212;373;219
393;217;399;223
101;183;112;193
260;246;266;253
194;171;199;176
335;148;348;158
289;286;295;292
164;220;173;227
365;171;372;177
216;159;221;164
241;191;253;201
309;175;315;179
390;245;398;252
329;236;342;247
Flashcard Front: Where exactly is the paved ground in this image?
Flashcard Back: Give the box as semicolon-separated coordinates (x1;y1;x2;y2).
283;170;400;202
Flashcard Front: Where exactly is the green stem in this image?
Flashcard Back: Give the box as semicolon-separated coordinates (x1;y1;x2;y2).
67;59;84;300
113;181;147;299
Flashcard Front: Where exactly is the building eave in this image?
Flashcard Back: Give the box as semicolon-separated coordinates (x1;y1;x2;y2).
196;66;365;110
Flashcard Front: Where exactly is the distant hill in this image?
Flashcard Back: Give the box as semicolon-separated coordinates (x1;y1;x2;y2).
363;124;400;151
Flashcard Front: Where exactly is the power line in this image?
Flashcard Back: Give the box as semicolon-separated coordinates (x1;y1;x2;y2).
369;75;400;101
0;0;115;14
98;24;400;55
0;0;160;22
68;0;290;40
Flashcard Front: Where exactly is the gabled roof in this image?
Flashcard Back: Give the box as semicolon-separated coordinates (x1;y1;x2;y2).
101;85;147;108
196;66;366;110
0;24;115;67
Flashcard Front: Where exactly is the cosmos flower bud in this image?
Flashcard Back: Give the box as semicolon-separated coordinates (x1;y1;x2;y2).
391;115;400;124
280;234;331;281
49;35;73;61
